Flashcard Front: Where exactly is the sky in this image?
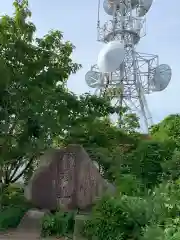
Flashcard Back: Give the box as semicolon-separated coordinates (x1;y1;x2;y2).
1;0;180;124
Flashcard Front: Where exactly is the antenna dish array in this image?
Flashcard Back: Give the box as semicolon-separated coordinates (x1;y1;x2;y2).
103;0;139;15
151;64;172;92
85;0;172;132
85;70;101;88
103;0;152;15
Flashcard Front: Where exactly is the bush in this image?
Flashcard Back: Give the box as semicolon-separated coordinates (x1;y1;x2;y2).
116;174;145;196
141;218;180;240
41;210;75;238
130;140;166;189
83;195;152;240
161;150;180;181
0;205;27;231
1;184;30;208
149;181;180;225
0;184;31;231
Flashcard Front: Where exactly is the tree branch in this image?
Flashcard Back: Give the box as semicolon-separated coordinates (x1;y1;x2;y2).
10;155;35;183
9;160;23;183
5;165;9;184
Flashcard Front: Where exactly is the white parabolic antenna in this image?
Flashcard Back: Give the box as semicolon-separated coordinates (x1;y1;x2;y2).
151;64;172;91
103;0;138;15
103;0;115;15
138;0;153;17
85;70;101;88
97;41;125;73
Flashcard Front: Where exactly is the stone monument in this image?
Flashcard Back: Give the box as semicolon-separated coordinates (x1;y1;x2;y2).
25;144;115;211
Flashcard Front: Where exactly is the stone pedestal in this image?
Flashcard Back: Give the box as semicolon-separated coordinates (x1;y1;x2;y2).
73;214;90;240
17;209;47;232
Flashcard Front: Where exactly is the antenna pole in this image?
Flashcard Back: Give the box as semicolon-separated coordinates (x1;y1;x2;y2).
97;0;101;41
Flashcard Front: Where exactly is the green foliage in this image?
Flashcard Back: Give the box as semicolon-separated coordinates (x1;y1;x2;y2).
0;0;79;183
141;225;164;240
141;181;180;238
1;184;30;208
150;114;180;148
103;139;170;189
128;140;172;188
83;195;152;240
63;114;137;182
0;0;116;185
141;220;180;240
0;205;27;231
162;150;180;181
63;115;134;148
41;210;75;238
119;112;140;134
150;181;180;225
83;180;180;240
116;174;145;196
0;184;30;231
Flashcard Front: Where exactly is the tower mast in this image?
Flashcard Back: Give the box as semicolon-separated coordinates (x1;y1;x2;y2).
85;0;172;132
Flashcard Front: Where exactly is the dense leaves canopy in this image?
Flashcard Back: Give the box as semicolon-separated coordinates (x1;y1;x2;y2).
150;114;180;148
0;0;117;184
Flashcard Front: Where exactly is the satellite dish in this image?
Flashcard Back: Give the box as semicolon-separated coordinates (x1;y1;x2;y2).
138;0;153;17
151;64;172;92
85;70;101;88
103;0;137;15
97;41;125;73
103;0;117;15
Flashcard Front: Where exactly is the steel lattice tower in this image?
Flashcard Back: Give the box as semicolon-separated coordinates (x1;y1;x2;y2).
85;0;171;132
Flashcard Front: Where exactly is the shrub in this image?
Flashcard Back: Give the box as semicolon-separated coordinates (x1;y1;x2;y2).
130;140;166;188
161;150;180;181
41;210;75;238
141;225;165;240
1;184;30;208
149;181;180;225
0;205;27;231
83;195;152;240
0;184;31;231
116;174;145;196
141;218;180;240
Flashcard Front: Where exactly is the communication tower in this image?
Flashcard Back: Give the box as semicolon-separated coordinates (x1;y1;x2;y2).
85;0;172;132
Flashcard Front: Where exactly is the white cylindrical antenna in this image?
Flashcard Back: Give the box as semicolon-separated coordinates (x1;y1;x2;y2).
97;41;125;73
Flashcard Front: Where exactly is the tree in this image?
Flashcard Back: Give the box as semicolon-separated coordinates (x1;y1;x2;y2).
150;114;180;148
118;111;140;134
162;150;180;181
129;140;170;188
112;138;177;189
62;113;138;181
150;114;180;182
0;0;115;185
